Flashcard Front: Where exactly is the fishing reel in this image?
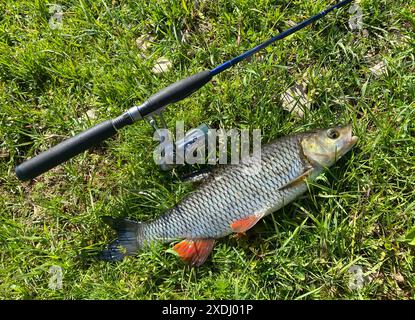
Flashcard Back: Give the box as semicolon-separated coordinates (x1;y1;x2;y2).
144;111;210;171
14;0;353;181
15;70;213;181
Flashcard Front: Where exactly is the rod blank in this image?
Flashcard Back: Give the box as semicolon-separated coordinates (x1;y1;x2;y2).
15;0;353;181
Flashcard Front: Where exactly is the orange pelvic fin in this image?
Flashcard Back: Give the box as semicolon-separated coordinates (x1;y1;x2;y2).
173;238;215;267
230;214;263;233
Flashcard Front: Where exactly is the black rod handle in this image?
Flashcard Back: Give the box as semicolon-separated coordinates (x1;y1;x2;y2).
15;71;212;181
137;70;212;117
15;115;132;181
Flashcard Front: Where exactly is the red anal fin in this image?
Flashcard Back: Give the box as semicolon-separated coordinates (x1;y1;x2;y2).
230;214;263;233
173;239;215;267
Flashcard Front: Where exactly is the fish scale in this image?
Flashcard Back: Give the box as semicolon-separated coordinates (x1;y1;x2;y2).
141;135;310;242
101;125;357;266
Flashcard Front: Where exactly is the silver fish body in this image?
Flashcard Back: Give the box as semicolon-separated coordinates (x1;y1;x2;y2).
102;125;358;265
143;134;316;241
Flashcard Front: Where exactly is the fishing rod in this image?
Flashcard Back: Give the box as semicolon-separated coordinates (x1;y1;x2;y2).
15;0;353;181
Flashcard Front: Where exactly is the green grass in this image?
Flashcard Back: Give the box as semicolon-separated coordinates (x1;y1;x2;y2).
0;0;414;299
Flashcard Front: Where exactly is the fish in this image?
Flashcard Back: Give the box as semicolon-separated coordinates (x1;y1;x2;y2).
101;124;358;266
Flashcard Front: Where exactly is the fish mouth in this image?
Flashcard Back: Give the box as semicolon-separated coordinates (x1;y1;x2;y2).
346;123;358;146
350;135;358;145
342;123;358;151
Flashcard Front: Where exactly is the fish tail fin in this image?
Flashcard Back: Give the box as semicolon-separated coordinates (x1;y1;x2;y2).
100;216;144;262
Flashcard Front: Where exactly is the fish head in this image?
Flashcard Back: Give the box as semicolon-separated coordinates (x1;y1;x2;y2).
301;124;358;168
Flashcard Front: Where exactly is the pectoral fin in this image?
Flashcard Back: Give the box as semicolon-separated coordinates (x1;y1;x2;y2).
278;167;313;191
173;238;215;266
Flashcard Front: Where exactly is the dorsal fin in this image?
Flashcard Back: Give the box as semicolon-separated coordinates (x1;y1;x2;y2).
181;168;212;184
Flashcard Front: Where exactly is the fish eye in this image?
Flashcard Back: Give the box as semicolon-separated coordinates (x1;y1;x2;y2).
327;129;340;140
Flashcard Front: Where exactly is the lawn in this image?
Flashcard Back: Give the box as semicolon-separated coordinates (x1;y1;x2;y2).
0;0;414;299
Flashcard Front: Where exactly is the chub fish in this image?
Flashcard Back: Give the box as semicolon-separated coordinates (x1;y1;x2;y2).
101;124;358;266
